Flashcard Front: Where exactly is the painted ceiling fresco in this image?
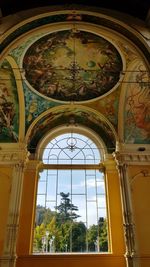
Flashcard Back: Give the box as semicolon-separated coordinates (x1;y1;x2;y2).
23;30;123;102
86;87;120;130
0;60;19;142
23;82;59;130
124;61;150;144
1;9;149;145
27;107;116;153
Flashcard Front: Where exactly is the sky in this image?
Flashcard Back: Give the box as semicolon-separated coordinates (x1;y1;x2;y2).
36;133;107;227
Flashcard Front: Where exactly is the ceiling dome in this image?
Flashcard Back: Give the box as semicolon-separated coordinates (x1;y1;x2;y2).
23;29;123;102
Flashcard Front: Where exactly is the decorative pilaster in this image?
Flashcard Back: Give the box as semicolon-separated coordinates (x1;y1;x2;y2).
104;157;126;255
0;145;29;267
16;160;42;255
113;152;137;267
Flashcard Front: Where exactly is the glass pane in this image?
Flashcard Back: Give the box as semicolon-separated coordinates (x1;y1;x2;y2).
87;201;97;227
72;170;85;194
72;195;86;223
97;182;105;194
36;195;45;207
37;181;46;194
98;195;106;208
47;176;56;201
33;133;108;254
39;170;47;181
87;176;96;200
58;170;71;194
98;208;107;219
42;133;101;164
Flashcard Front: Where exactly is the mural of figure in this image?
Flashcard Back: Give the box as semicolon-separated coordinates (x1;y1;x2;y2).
0;83;17;140
125;66;150;144
23;30;123;102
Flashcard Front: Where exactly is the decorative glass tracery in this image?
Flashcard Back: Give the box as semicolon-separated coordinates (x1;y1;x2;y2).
42;133;100;164
33;133;108;253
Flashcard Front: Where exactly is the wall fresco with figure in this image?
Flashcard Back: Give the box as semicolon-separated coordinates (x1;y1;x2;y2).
86;87;121;130
23;82;59;130
124;62;150;144
0;60;19;142
27;107;116;153
23;30;123;102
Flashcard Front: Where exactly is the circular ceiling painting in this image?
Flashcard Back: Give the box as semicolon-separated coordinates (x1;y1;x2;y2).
23;30;123;102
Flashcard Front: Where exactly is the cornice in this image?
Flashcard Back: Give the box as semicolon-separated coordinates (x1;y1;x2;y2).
113;151;150;165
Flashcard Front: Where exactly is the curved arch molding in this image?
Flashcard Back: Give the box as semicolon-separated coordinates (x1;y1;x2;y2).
0;58;19;142
1;8;150;64
26;105;117;154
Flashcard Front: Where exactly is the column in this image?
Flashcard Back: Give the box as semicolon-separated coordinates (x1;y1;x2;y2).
16;160;42;255
1;163;25;267
0;145;29;267
113;152;137;267
104;158;125;255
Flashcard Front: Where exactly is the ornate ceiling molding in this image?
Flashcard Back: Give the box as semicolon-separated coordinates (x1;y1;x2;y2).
0;7;150;66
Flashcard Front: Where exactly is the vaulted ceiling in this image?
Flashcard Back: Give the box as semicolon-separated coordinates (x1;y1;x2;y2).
0;3;150;154
0;0;150;20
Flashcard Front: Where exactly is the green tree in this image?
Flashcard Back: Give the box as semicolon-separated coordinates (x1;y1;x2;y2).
99;217;108;252
35;205;46;225
55;221;86;252
87;224;98;252
71;222;86;252
36;205;55;226
33;223;46;251
87;217;108;252
55;192;80;224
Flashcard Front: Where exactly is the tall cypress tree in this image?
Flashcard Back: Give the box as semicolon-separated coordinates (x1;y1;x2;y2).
55;192;80;223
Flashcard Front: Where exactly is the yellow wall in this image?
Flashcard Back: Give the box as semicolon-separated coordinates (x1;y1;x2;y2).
105;160;125;255
0;167;12;255
129;165;150;266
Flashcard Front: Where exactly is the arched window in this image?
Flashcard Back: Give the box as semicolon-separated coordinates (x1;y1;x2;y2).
33;132;109;254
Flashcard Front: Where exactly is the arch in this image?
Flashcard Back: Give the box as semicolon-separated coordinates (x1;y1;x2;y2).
6;55;25;141
36;124;108;161
25;105;118;155
33;130;109;253
0;7;150;67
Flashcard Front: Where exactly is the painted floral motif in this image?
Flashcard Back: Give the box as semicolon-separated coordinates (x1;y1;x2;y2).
124;63;150;143
23;82;59;131
87;87;120;130
23;30;123;102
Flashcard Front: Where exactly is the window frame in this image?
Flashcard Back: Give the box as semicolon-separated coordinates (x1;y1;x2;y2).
33;125;110;254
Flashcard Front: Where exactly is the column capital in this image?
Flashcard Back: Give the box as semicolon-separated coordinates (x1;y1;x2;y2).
0;143;29;165
103;158;117;172
113;152;127;167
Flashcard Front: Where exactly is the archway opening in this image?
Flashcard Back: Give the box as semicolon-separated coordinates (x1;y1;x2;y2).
33;132;109;254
